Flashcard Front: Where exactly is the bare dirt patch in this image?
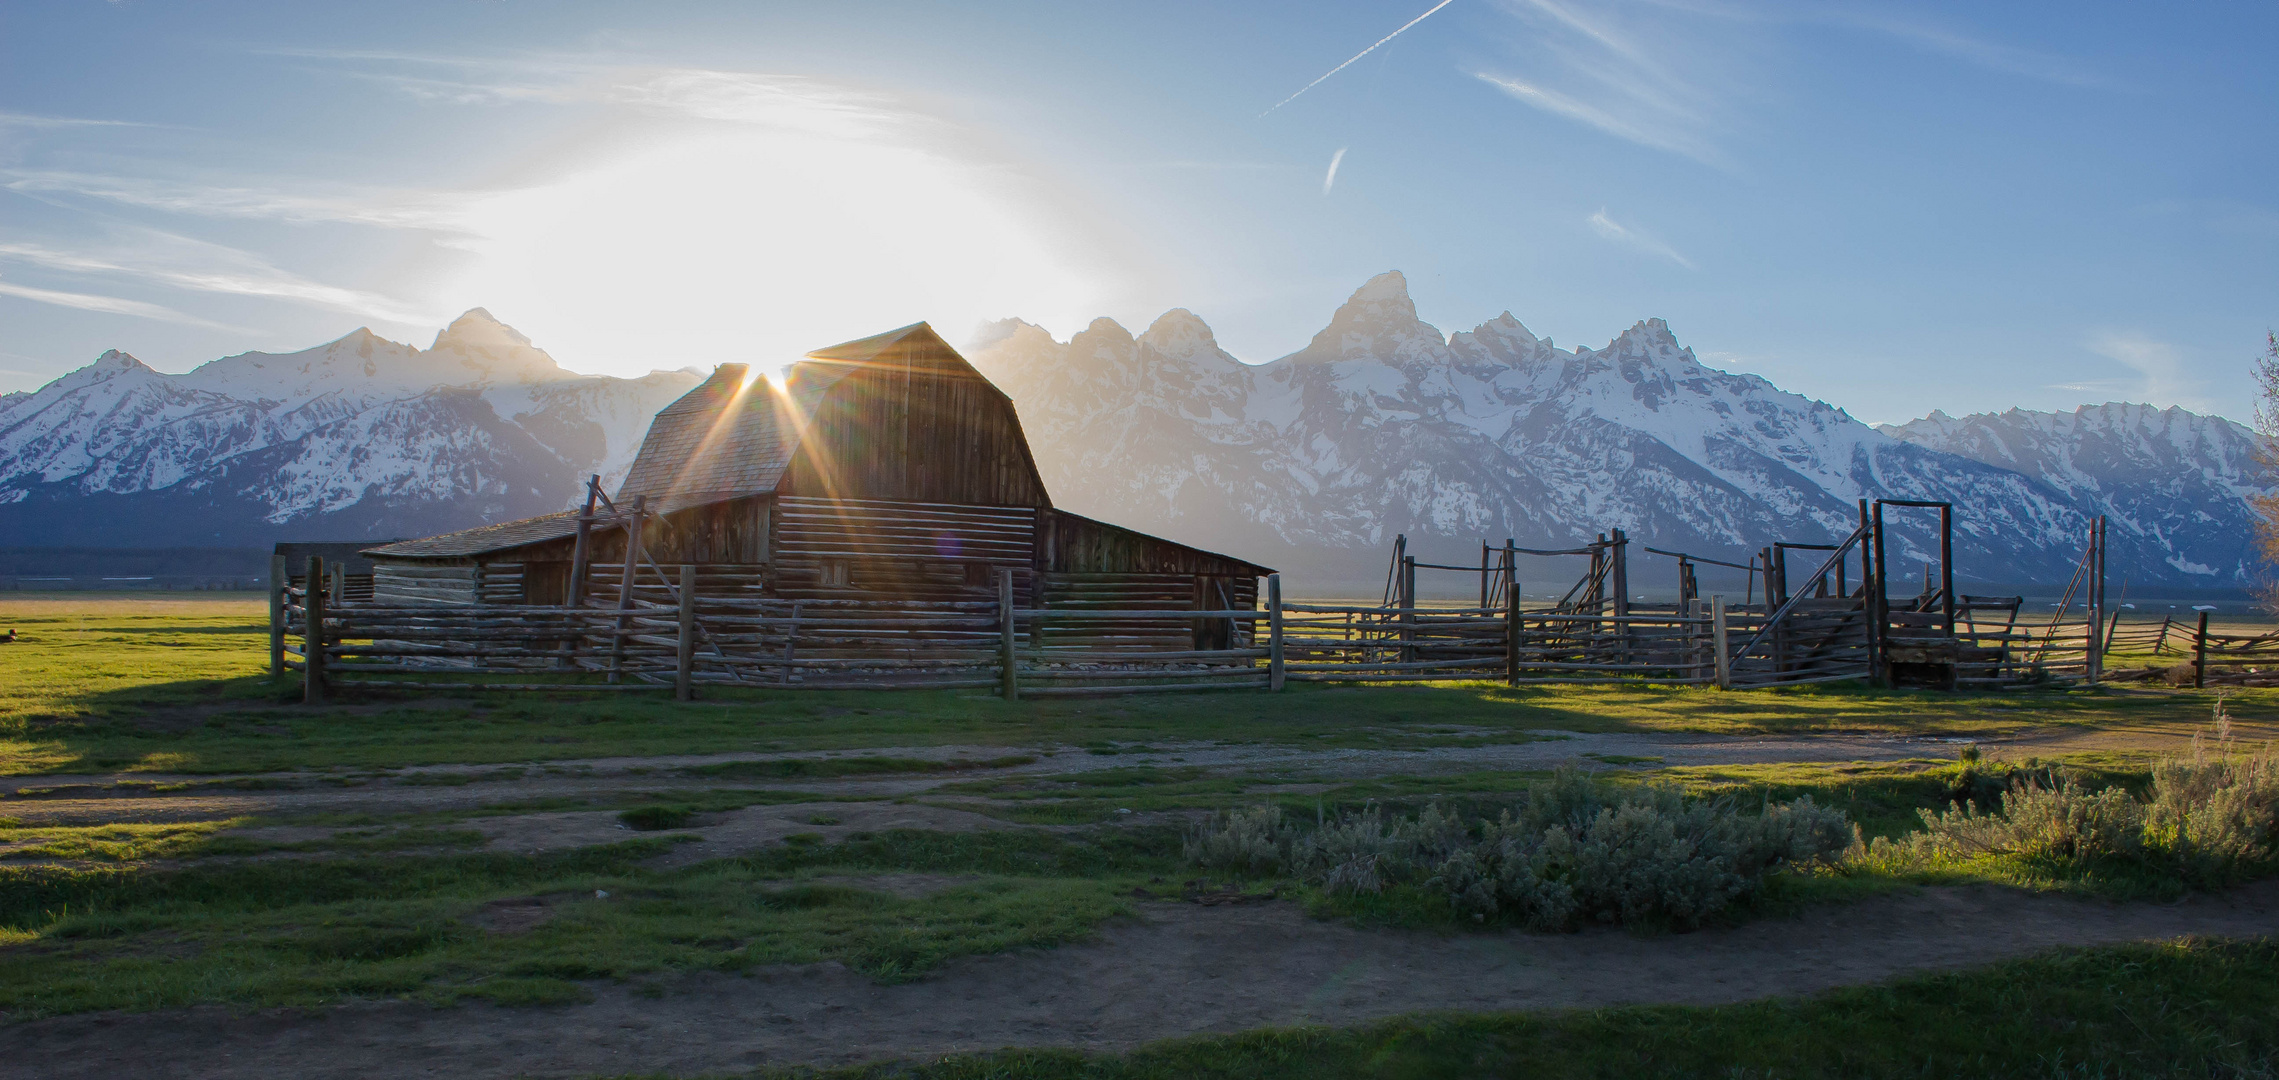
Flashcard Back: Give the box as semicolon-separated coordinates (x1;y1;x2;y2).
466;897;557;936
470;801;1013;867
7;881;2276;1079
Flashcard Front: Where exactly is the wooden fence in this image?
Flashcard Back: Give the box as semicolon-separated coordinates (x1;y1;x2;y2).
274;558;2268;700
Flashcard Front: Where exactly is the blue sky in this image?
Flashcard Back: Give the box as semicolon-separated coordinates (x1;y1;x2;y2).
1;0;2272;425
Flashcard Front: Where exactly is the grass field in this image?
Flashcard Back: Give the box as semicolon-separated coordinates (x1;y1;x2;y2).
2;593;2275;1074
3;593;2270;776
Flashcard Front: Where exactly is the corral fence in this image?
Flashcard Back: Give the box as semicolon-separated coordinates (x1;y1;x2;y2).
273;558;1886;702
274;555;2263;701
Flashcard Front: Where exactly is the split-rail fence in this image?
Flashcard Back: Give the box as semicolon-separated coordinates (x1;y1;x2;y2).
273;555;2269;702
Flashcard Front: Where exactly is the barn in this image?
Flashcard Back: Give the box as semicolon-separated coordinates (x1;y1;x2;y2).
361;323;1270;650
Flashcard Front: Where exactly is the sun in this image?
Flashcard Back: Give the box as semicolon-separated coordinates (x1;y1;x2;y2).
438;128;1110;376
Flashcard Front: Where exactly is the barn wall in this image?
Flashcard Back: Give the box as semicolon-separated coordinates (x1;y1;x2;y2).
1039;512;1264;580
770;495;1037;602
777;365;1048;507
371;560;493;606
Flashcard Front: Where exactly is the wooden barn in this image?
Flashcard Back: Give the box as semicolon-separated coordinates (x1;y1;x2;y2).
362;323;1270;649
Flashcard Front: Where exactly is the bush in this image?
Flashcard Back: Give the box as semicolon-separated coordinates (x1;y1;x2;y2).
1185;767;1853;931
1856;716;2279;890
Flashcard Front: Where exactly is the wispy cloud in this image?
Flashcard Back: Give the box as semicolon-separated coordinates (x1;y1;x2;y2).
2;170;468;230
1262;0;1458;116
1586;209;1693;268
1805;6;2101;88
269;48;918;140
1135;160;1288;171
0;112;150;129
0;235;438;325
1323;148;1348;194
1472;0;2100;166
2083;330;2207;410
0;275;241;331
1476;72;1722;165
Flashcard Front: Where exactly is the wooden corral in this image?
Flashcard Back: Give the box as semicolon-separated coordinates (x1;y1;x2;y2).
272;542;399;603
361;323;1269;656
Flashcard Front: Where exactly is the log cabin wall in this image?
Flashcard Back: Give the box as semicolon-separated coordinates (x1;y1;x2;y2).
370;560;518;606
771;495;1037;603
1036;509;1265;651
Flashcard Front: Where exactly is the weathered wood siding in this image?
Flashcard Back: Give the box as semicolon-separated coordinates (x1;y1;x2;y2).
583;496;771;567
1040;511;1264;580
778;363;1048;507
771;495;1036;602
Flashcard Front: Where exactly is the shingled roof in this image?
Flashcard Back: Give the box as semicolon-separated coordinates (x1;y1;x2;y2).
615;364;808;503
365;511;582;558
616;322;976;505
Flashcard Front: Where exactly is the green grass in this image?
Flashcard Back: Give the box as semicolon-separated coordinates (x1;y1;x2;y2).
751;937;2279;1080
3;595;2268;776
0;818;248;863
0;827;1184;1016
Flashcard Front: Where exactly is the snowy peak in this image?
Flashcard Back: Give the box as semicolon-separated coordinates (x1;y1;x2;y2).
1293;270;1447;363
433;307;532;352
1603;318;1688;360
970;272;2267;587
0;313;701;543
1138;308;1218;358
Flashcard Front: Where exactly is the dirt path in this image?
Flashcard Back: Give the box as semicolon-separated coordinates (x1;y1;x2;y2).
8;881;2275;1079
1;730;1965;830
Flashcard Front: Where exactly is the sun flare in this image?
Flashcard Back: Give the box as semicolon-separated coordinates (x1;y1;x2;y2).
440;129;1108;377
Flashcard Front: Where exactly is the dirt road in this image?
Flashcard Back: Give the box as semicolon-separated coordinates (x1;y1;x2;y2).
8;880;2275;1079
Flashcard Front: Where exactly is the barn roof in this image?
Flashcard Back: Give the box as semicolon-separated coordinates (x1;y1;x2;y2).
369;322;1270;576
613;322;985;507
365;511;581;558
615;364;805;504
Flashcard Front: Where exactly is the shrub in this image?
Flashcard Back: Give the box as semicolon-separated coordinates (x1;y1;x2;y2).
1185;767;1853;931
2143;721;2279;886
1856;715;2279;890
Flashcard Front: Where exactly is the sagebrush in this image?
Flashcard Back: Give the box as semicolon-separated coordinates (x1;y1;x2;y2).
1854;717;2279;888
1185;766;1853;930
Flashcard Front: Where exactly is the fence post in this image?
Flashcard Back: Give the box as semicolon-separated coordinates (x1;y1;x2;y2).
1712;596;1732;691
608;495;646;683
1505;562;1521;688
329;563;345;607
782;601;800;687
675;564;697;702
2194;611;2209;690
303;556;326;705
269;554;287;678
999;569;1019;701
1267;573;1285;692
1399;556;1417;665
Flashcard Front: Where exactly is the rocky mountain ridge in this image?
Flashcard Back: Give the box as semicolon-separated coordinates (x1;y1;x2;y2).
2;281;2263;591
0;310;700;546
967;272;2264;590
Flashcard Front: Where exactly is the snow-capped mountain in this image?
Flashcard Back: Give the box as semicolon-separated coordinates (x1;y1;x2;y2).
970;271;2265;589
1881;404;2268;588
0;310;700;546
5;279;2262;590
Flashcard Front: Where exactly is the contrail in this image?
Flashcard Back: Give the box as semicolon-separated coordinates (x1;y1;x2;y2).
1262;0;1457;117
1323;147;1347;194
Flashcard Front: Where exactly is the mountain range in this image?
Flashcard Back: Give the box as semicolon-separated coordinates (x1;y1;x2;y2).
963;272;2266;592
0;310;698;547
1;275;2264;591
